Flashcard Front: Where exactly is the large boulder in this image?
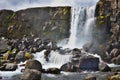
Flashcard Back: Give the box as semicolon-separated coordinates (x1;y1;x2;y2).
79;55;99;71
99;62;111;72
60;62;78;72
20;69;41;80
25;60;42;71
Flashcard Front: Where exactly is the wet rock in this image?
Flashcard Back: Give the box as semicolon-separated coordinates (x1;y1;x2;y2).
79;55;99;71
42;68;60;74
0;63;17;71
60;62;78;72
20;69;41;80
25;60;42;71
99;62;111;72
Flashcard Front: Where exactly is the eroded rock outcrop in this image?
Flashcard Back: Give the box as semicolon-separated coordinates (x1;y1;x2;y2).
0;7;71;41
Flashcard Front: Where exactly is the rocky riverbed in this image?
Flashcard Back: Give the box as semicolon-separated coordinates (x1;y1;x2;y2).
0;36;119;80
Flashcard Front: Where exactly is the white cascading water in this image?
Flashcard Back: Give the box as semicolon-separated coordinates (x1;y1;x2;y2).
33;50;72;69
65;5;96;48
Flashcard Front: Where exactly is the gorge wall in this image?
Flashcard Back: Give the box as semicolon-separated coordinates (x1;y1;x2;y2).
95;0;120;64
0;7;71;41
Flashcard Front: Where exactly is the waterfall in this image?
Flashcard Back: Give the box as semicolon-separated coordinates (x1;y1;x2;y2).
65;5;96;48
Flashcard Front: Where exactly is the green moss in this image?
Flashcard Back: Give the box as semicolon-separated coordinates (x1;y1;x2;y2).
98;15;105;20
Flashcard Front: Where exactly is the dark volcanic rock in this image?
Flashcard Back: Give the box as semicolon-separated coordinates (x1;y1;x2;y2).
20;69;41;80
25;60;42;71
0;7;71;41
79;55;99;71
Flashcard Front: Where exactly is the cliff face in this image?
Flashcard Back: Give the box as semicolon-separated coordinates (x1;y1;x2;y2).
95;0;120;64
0;7;71;41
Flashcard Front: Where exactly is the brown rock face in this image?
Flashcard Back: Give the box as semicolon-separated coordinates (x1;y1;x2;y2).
0;7;71;41
95;0;120;64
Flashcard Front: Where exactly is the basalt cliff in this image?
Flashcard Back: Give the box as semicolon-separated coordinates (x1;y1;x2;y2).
0;7;71;41
95;0;120;64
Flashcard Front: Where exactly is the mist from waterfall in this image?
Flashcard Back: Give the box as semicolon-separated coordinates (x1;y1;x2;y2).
64;5;96;49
